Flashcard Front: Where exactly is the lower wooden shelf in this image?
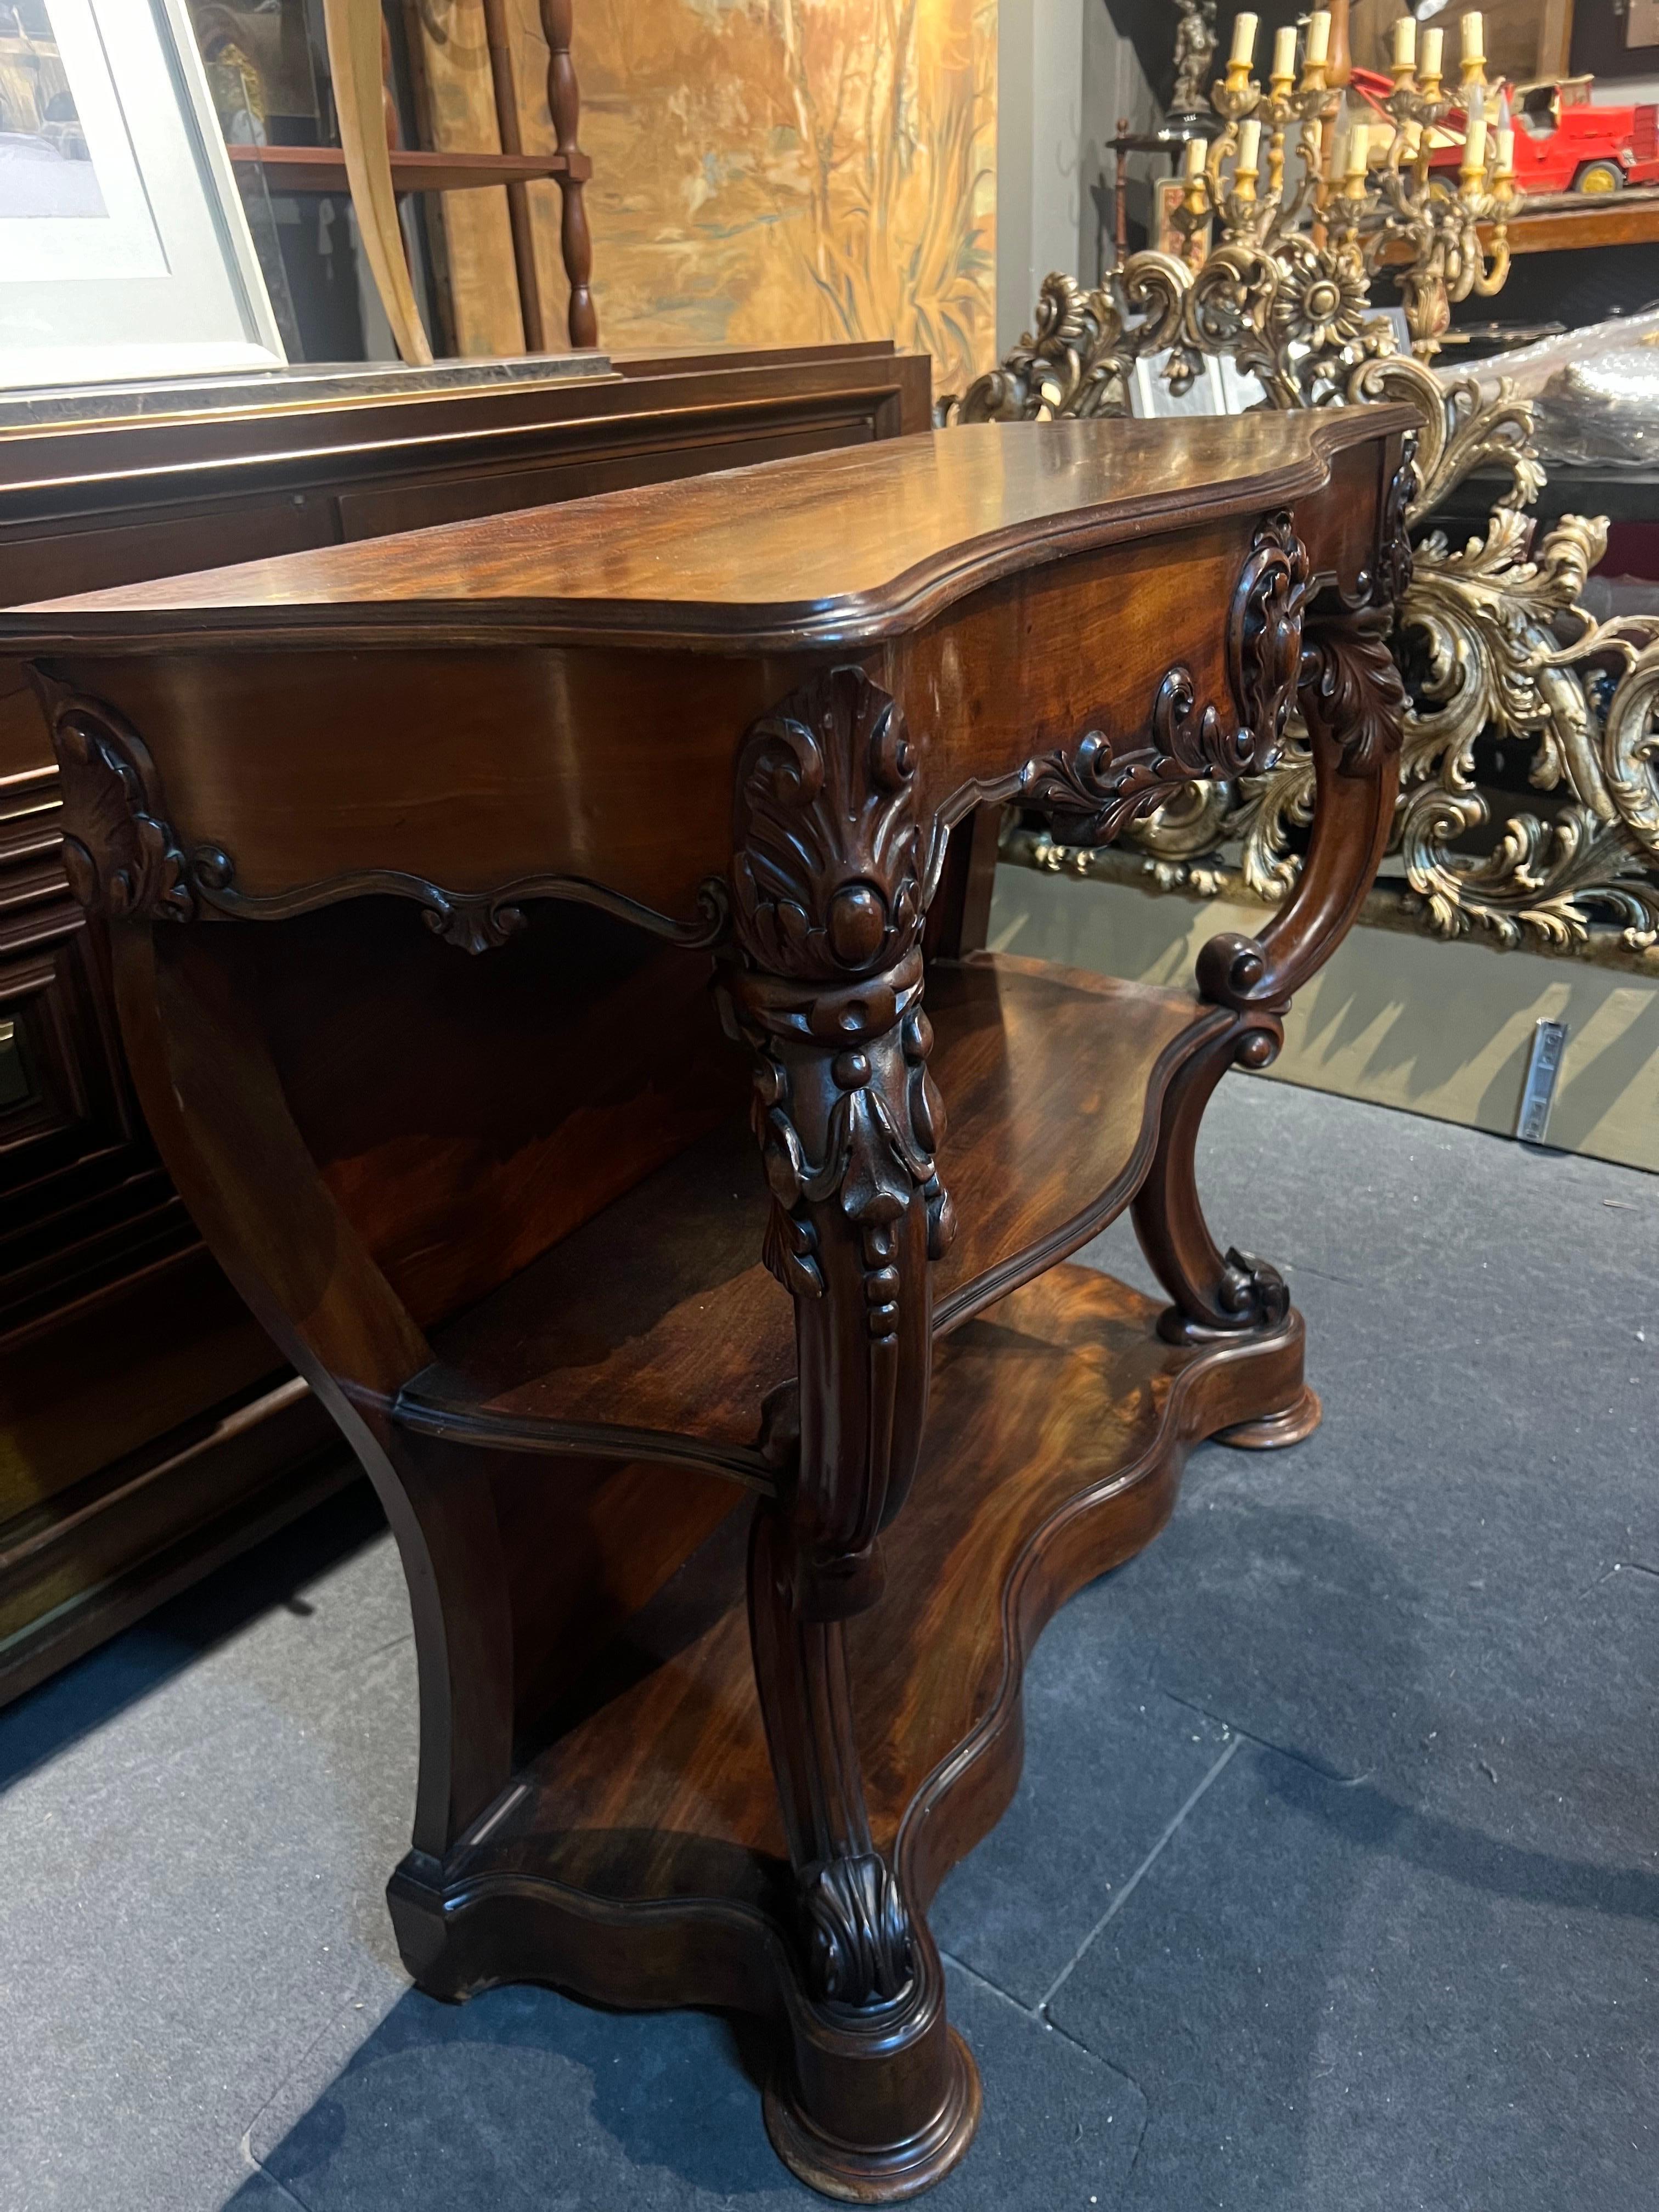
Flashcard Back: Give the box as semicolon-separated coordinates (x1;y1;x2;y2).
388;1263;1307;2007
400;955;1227;1478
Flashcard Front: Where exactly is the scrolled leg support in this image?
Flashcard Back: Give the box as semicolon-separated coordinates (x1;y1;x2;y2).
1137;567;1406;1431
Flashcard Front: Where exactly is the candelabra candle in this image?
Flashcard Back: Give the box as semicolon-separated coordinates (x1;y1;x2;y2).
1345;121;1369;196
1461;112;1487;189
1183;131;1207;213
1494;123;1515;199
1150;0;1523;380
1235;116;1262;199
1222;12;1258;97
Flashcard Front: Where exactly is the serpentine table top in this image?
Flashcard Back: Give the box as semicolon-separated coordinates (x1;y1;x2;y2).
4;408;1416;2203
14;412;1400;650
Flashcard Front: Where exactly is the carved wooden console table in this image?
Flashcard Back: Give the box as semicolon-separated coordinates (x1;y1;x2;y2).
3;410;1413;2200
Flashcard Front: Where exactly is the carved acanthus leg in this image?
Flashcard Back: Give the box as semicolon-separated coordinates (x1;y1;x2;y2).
748;1513;911;2007
720;666;951;1985
719;666;977;2194
733;944;941;2010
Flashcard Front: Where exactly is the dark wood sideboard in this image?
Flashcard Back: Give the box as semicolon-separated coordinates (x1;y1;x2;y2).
0;341;930;1705
9;409;1413;2194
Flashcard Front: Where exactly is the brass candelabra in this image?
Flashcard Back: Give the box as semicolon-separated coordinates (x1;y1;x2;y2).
1172;8;1519;360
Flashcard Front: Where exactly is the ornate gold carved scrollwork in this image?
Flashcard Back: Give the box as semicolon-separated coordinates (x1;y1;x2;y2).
972;256;1658;968
935;256;1193;426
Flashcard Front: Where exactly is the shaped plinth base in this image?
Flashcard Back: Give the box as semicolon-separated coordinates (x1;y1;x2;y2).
765;2023;982;2203
386;1266;1310;2199
1216;1383;1322;1451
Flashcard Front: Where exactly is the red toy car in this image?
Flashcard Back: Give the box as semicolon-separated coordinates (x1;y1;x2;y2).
1348;67;1659;195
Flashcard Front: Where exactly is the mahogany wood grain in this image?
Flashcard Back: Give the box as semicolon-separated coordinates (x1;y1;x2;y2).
30;413;1412;2199
390;1265;1304;1945
403;956;1222;1475
5;411;1418;654
4;517;1364;928
0;341;931;1713
249;901;747;1332
0;343;924;527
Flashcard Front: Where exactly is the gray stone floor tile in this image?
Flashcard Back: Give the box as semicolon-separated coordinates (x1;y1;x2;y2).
0;1523;416;2212
933;1658;1231;2006
235;1963;1142;2211
1058;1467;1659;1864
1046;1739;1659;2212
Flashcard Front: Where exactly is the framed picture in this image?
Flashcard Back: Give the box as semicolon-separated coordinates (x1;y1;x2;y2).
0;0;283;390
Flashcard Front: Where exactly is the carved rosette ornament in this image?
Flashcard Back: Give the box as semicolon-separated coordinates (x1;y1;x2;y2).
49;693;195;924
1016;512;1309;844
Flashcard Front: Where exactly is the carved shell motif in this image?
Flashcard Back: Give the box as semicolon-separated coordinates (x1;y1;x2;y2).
731;667;925;980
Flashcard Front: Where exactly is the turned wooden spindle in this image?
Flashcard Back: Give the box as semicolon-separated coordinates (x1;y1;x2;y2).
541;0;598;348
1325;0;1352;88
